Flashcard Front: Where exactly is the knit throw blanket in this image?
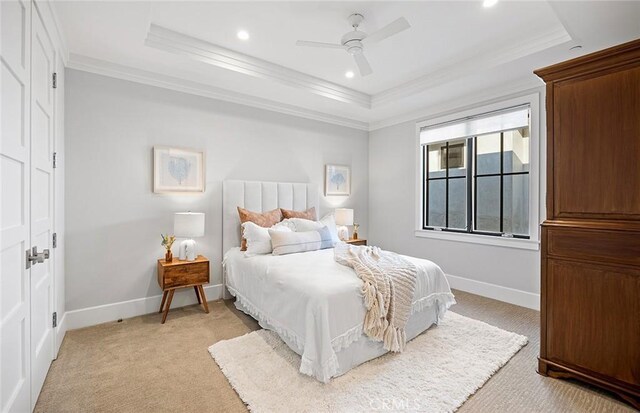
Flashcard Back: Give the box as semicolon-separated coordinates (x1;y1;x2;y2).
334;243;418;352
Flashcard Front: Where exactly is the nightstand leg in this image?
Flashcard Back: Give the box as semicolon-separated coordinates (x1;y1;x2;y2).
161;290;175;324
194;286;201;304
159;291;168;313
198;285;209;313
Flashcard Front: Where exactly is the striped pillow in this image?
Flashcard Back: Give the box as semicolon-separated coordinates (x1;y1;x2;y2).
269;227;334;256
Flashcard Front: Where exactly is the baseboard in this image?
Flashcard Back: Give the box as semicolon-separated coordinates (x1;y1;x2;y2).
446;274;540;311
55;312;67;357
64;278;536;330
65;284;224;331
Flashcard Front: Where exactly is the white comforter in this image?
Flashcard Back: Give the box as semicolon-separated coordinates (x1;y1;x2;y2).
223;247;455;382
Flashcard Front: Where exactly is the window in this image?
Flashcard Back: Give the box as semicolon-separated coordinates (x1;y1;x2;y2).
420;105;531;239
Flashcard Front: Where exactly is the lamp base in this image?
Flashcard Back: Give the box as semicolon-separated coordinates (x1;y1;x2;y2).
179;239;197;261
337;226;349;241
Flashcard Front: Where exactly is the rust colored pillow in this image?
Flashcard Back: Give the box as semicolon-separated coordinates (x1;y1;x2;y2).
281;207;317;221
237;207;283;251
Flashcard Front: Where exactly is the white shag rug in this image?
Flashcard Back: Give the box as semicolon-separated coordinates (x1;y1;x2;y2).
209;312;527;413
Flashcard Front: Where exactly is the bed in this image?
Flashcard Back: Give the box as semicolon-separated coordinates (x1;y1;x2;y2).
222;180;455;382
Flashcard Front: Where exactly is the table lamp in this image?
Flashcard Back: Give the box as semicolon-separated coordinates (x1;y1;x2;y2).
174;212;205;261
335;208;354;241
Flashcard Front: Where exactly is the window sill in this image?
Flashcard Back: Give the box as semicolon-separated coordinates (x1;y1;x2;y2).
414;229;540;251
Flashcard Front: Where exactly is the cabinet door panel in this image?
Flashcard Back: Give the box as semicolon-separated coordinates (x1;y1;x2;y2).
546;258;640;386
553;66;640;219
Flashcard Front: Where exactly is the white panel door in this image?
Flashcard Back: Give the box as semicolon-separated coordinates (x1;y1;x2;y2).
28;5;54;409
0;1;32;412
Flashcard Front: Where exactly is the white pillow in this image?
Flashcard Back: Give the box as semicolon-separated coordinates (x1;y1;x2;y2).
269;227;334;256
241;221;291;256
319;214;339;244
276;218;297;232
285;214;339;245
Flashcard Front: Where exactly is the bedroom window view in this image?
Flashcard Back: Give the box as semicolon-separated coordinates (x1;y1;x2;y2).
421;106;530;239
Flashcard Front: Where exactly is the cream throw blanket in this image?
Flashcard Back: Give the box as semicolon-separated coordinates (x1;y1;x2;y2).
334;243;418;352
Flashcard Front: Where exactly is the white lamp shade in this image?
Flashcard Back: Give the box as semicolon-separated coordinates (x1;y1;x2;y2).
174;212;205;238
335;208;354;226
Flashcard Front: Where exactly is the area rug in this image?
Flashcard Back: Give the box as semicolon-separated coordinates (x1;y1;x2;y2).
209;311;527;413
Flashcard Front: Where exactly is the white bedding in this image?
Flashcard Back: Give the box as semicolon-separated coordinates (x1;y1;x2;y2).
223;247;455;382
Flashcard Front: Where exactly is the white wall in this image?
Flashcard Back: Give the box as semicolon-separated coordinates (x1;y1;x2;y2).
368;88;546;310
64;69;369;318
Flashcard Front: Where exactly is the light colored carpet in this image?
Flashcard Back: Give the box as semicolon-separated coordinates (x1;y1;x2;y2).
34;290;636;412
209;312;528;413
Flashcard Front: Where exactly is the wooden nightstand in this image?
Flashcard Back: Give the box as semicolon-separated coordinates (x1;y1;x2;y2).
157;255;210;323
345;239;367;246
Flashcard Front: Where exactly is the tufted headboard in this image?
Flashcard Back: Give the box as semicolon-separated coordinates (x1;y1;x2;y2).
222;180;320;255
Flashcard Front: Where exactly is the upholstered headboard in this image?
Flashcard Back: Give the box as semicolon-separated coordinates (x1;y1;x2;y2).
222;180;320;254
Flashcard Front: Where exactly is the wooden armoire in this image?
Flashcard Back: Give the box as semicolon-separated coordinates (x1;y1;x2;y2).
535;39;640;408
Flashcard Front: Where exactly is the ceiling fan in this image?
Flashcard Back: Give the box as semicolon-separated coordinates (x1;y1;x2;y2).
296;13;411;77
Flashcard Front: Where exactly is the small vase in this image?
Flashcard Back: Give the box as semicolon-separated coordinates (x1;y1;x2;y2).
165;250;173;263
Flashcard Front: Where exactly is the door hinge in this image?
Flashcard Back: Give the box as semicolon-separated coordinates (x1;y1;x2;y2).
52;72;57;89
52;312;57;328
53;152;57;168
52;233;57;248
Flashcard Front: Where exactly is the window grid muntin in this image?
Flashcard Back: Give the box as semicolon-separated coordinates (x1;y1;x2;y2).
423;130;530;239
424;141;468;231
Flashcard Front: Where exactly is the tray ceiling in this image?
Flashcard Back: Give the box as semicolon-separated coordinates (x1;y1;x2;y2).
54;1;640;129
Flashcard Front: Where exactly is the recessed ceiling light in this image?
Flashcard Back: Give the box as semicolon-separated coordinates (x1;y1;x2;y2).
237;30;250;41
345;71;354;79
483;0;498;7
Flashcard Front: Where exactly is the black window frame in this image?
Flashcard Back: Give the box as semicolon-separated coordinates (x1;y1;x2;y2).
423;131;530;240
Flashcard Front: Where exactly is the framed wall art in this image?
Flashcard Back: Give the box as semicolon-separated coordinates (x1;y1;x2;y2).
325;164;351;196
153;146;205;193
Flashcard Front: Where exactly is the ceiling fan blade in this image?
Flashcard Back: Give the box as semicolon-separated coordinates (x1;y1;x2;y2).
353;53;373;77
362;17;410;45
296;40;346;49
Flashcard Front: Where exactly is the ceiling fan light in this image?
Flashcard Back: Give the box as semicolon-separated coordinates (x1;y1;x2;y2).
297;13;409;78
483;0;498;7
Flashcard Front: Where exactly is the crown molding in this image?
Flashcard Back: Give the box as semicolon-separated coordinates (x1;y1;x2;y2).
144;23;567;111
141;22;570;114
66;54;370;131
66;53;545;133
372;26;571;107
369;76;544;131
145;24;372;109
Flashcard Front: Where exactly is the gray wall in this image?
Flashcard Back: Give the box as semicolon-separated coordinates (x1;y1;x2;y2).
64;69;369;311
368;120;540;295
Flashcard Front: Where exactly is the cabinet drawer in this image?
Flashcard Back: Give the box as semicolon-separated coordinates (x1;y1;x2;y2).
161;261;209;289
547;227;640;267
